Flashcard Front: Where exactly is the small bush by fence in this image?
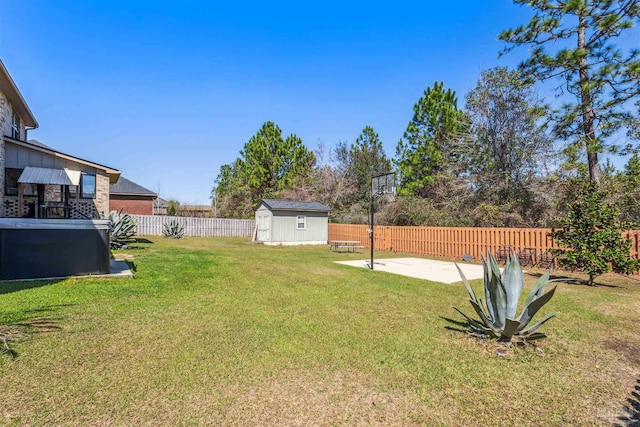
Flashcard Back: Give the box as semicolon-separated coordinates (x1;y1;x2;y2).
131;215;255;238
329;223;640;260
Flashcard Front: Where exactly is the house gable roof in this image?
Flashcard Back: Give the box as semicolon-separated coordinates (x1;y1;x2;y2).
4;137;121;183
110;177;157;197
260;199;330;213
0;60;38;128
27;139;52;149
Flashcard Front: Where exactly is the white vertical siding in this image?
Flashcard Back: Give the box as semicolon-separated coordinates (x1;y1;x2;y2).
271;211;328;243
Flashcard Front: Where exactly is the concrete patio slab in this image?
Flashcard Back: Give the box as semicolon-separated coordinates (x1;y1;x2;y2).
108;259;134;278
335;257;486;284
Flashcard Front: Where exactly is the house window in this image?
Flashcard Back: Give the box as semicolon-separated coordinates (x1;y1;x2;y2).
5;168;36;196
297;215;306;230
12;113;21;140
81;174;96;199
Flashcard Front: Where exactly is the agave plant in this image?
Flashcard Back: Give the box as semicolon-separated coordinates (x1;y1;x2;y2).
452;252;558;342
162;219;185;239
109;210;137;249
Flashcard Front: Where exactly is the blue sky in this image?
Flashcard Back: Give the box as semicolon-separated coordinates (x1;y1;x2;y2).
1;1;638;203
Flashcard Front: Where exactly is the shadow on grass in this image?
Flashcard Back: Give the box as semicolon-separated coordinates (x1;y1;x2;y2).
1;319;61;359
19;305;71;334
440;316;469;334
615;377;640;427
526;272;619;288
126;260;138;273
113;237;152;251
0;278;66;295
1;304;73;359
17;317;63;333
23;304;76;314
134;238;154;244
119;245;148;251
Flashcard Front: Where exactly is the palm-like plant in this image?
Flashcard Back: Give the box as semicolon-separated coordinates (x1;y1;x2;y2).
162;219;185;239
452;252;558;342
109;210;137;249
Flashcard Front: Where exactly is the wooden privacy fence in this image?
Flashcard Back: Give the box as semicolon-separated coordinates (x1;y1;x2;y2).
329;223;640;260
131;215;255;237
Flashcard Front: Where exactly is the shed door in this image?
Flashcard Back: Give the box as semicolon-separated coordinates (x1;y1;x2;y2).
257;215;270;241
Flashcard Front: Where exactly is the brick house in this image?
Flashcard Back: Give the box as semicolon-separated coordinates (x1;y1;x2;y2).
153;197;169;215
0;60;120;219
109;177;157;215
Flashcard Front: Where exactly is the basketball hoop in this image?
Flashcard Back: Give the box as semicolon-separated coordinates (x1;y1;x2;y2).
371;172;397;197
368;172;397;270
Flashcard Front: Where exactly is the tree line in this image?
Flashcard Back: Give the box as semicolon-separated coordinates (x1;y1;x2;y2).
212;0;640;229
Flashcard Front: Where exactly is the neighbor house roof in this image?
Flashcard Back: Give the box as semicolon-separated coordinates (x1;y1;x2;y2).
110;177;157;198
260;199;330;212
181;205;213;212
154;197;169;208
0;60;38;128
4;138;121;183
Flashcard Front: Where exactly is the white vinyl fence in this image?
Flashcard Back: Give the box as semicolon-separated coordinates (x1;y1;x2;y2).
131;215;255;238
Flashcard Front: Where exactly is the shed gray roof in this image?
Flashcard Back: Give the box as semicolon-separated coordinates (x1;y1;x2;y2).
261;199;330;212
110;177;157;197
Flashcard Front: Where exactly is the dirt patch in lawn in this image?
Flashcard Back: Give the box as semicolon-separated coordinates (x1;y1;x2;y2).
604;338;640;366
221;369;430;425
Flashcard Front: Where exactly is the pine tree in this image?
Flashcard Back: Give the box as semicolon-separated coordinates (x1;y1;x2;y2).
213;121;315;217
500;0;640;184
395;81;467;198
349;126;392;201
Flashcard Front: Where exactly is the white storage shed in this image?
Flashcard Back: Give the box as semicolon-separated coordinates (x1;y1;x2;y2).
255;199;330;245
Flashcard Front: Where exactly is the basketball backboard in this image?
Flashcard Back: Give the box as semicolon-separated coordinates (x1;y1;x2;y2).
371;172;397;197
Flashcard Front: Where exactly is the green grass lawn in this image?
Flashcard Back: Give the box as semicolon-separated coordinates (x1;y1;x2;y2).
1;237;638;426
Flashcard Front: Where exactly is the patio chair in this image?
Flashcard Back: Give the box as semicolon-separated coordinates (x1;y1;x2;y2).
538;250;555;269
495;245;513;264
517;248;537;267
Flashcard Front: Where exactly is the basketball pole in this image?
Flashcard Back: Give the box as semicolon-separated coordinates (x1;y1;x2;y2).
369;194;375;270
368;171;395;271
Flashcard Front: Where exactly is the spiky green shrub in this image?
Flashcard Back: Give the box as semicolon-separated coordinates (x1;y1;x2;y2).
453;252;558;342
109;210;137;249
162;219;185;239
